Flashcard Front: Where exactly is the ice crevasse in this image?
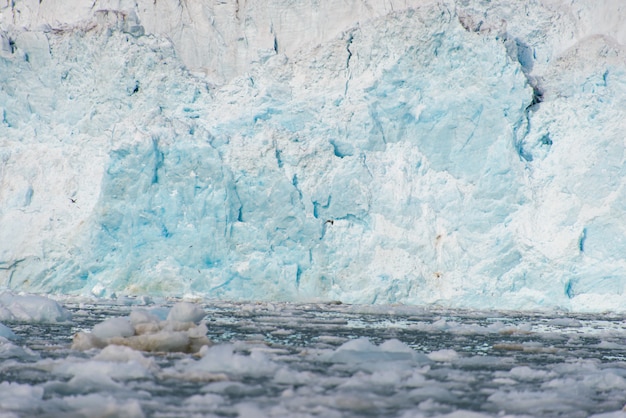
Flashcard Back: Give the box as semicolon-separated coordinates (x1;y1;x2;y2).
1;0;626;312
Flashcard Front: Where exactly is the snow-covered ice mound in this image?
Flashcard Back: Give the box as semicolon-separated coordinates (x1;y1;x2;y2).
72;302;211;353
0;291;72;323
0;322;15;340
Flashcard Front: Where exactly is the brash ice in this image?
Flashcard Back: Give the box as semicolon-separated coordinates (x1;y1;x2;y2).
1;0;626;312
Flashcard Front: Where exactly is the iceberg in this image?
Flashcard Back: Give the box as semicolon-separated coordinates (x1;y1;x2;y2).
1;0;625;312
0;291;72;323
72;302;211;353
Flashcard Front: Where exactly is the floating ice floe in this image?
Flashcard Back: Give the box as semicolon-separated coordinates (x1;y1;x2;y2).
0;292;72;323
0;322;15;340
0;381;44;414
322;337;431;367
72;302;211;353
194;343;278;377
0;340;39;361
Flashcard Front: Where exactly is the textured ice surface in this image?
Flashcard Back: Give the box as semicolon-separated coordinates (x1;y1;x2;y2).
2;299;626;417
1;0;626;311
0;292;72;323
166;301;206;323
0;322;15;340
72;302;211;352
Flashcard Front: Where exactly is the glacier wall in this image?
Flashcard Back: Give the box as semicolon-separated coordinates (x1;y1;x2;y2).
1;0;626;312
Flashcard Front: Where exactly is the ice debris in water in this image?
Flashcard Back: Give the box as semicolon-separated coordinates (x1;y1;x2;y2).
62;394;145;418
0;382;44;413
0;292;72;323
0;322;15;340
0;341;39;361
195;344;278;377
166;301;207;323
4;300;626;416
323;337;431;367
72;302;210;353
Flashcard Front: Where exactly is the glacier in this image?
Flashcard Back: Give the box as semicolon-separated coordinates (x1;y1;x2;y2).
1;0;626;312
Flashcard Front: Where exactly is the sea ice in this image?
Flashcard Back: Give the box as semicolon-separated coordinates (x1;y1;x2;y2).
62;394;145;418
192;343;279;377
0;340;38;360
2;300;626;416
72;303;211;353
0;292;72;323
0;382;44;413
166;301;207;323
427;349;459;362
92;317;135;339
0;322;14;339
327;337;430;365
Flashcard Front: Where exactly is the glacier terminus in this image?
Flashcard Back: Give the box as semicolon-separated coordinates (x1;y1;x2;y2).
1;0;626;312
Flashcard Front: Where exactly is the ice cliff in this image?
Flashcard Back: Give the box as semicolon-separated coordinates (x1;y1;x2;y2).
1;0;626;312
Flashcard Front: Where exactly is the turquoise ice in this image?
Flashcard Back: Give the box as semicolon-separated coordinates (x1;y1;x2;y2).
1;1;626;311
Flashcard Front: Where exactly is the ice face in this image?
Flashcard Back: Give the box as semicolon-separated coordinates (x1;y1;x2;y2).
1;0;626;312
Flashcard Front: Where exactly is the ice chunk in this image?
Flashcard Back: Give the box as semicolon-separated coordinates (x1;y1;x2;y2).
129;309;161;326
183;393;224;413
62;394;144;418
166;302;206;324
94;345;157;371
0;341;39;360
427;349;459;362
192;344;278;377
487;390;581;415
507;365;554;381
0;382;44;413
0;292;71;323
273;368;316;385
54;373;124;395
329;338;429;364
335;337;379;353
92;317;135;339
547;318;583;327
0;322;15;339
71;331;107;351
110;328;196;353
590;412;626;418
438;412;493;418
72;313;211;353
51;357;154;382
